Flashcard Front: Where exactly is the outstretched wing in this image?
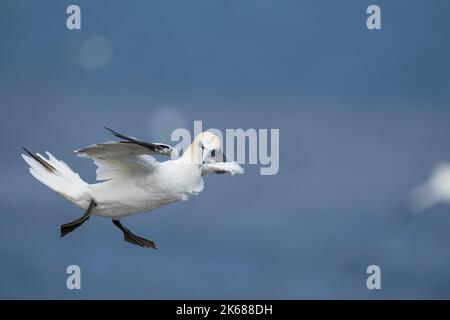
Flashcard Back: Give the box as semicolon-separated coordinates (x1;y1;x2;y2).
103;127;175;157
201;162;244;176
75;127;177;181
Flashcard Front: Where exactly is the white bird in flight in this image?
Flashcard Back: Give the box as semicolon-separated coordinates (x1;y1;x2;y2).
21;127;243;249
411;162;450;213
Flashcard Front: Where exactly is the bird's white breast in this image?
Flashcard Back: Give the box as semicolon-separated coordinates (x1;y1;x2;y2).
88;160;204;218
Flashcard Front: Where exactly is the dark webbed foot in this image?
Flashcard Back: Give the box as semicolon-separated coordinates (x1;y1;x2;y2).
112;219;157;249
60;200;96;238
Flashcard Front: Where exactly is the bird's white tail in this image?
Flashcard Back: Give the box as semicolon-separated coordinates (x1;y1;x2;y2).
21;149;89;205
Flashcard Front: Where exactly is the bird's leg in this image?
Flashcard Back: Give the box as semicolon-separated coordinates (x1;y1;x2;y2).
112;220;158;249
60;200;96;238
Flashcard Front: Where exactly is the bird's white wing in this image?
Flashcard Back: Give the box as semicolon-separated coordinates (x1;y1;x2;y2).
75;127;177;181
201;162;244;176
75;142;160;180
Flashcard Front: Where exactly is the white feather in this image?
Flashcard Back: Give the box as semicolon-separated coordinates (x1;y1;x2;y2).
21;152;89;208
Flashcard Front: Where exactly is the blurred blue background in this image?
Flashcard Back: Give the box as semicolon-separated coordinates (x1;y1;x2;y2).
1;0;450;299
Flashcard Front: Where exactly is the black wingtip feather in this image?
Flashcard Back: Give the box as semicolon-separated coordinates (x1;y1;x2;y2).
103;127;174;156
104;126;119;136
104;126;131;140
22;146;56;172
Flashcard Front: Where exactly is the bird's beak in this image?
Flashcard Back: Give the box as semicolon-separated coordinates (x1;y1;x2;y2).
201;145;209;163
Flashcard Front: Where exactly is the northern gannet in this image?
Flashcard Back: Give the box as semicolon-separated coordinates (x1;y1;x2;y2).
21;127;243;249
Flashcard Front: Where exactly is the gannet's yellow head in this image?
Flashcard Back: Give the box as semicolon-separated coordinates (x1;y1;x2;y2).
180;131;225;164
196;131;221;152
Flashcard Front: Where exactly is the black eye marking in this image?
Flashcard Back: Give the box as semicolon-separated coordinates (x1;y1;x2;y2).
211;149;216;157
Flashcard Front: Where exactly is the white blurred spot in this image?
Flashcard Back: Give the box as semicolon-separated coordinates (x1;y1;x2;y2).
149;108;188;141
411;162;450;214
79;36;112;70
